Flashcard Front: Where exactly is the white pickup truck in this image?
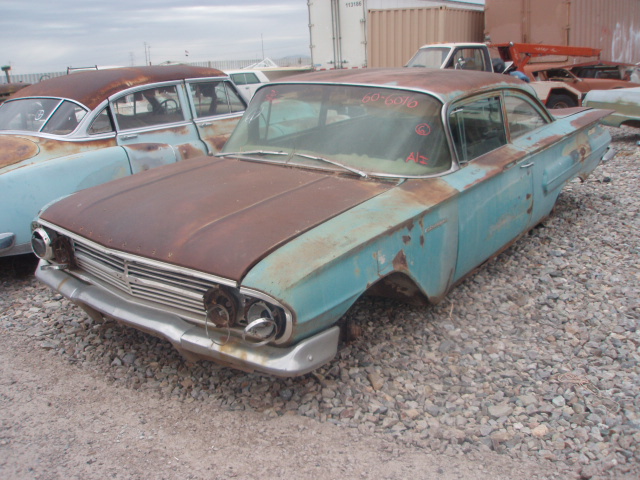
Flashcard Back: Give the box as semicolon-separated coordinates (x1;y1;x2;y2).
224;69;271;102
406;42;583;109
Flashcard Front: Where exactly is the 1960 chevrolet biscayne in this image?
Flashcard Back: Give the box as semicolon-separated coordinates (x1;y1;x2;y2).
32;68;614;376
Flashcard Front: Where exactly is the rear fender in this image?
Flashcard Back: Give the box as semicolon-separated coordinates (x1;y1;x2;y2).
121;143;180;174
0;146;131;252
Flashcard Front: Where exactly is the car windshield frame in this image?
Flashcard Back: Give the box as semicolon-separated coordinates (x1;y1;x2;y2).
0;96;89;135
406;47;451;69
220;82;454;179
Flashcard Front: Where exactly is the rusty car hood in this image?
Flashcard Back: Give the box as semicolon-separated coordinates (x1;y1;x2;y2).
40;156;395;282
0;135;39;168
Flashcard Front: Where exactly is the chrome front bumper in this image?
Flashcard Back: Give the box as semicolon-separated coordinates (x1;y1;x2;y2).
36;260;339;377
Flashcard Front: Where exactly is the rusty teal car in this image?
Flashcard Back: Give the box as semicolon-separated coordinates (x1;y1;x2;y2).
32;68;614;376
0;65;246;257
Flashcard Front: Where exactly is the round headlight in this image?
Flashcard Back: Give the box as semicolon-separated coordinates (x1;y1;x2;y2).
203;286;241;328
242;301;279;345
31;227;54;260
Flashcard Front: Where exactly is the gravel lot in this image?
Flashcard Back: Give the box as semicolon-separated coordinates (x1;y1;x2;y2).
1;126;638;479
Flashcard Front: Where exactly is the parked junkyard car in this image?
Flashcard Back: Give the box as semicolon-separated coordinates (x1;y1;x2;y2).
526;62;640;94
583;86;640;129
0;65;246;257
224;69;271;101
33;68;614;376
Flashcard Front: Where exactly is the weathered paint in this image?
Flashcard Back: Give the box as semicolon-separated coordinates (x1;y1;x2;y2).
0;134;116;171
279;68;530;106
39;157;394;281
242;108;610;344
0;135;40;168
0;146;132;255
10;65;226;110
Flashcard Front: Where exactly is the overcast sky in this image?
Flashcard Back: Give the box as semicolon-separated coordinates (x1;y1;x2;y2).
1;1;311;74
1;0;485;75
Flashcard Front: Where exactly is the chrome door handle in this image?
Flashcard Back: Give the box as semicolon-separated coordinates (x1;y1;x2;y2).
199;122;213;127
520;162;534;168
120;134;138;140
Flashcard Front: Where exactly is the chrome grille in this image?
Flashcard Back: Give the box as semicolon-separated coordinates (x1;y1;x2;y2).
73;241;212;315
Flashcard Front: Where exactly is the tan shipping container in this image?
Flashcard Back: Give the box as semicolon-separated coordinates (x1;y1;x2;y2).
368;7;485;67
484;0;640;64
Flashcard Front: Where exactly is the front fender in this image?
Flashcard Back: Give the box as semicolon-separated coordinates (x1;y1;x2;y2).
242;179;459;343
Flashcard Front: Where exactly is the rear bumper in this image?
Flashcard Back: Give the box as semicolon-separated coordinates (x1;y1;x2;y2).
35;260;339;377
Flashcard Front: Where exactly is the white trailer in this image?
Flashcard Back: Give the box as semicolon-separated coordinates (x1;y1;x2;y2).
308;0;369;70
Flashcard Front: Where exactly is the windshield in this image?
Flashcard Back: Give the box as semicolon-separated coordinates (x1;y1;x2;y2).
221;84;451;177
0;98;88;134
406;47;449;69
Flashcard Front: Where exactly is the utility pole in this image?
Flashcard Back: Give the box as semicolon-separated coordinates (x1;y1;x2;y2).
144;42;152;65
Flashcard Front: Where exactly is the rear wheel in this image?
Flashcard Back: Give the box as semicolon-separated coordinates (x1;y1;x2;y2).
546;94;577;109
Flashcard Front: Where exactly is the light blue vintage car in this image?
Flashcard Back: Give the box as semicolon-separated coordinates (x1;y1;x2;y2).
32;68;613;376
0;65;246;257
583;86;640;129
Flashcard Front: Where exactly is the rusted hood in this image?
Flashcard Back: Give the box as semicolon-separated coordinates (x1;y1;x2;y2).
0;135;39;168
41;157;394;282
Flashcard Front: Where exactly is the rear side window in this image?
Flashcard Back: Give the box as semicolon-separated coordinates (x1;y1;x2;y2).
41;101;87;135
504;95;547;139
449;95;506;163
189;81;245;118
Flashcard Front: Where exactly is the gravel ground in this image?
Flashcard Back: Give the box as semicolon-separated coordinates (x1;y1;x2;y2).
1;126;638;479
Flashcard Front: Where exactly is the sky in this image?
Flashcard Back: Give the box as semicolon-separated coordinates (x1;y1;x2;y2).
1;0;311;75
1;0;485;76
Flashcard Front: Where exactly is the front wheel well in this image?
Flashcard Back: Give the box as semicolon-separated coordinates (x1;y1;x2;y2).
365;272;431;307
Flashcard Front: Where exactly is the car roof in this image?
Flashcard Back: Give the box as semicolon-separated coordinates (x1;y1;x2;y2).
9;65;227;110
277;68;528;104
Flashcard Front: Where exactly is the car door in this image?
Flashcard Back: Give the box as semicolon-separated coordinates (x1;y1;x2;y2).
503;91;598;225
186;79;246;154
111;82;209;173
445;93;534;282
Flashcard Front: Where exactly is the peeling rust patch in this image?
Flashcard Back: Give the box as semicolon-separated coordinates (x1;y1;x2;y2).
126;143;162;152
392;250;408;271
399;176;458;206
40;157;394;281
402;235;411;244
178;143;207;159
279;68;526;105
0;135;39;167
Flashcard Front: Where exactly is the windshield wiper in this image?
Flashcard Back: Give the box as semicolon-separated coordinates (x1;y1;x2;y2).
217;151;368;178
215;150;287;158
288;152;368;178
